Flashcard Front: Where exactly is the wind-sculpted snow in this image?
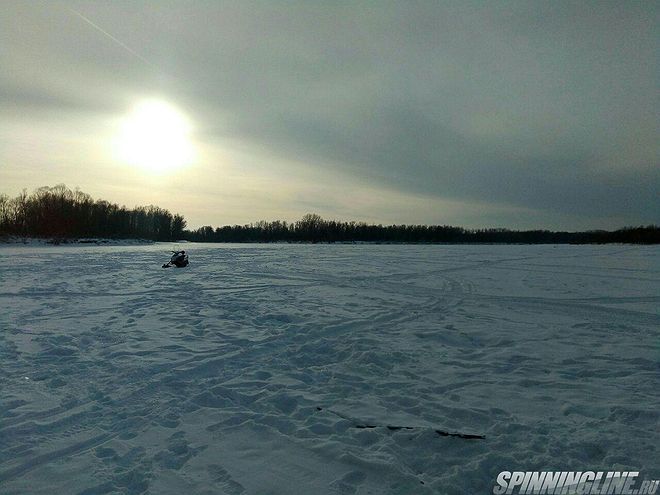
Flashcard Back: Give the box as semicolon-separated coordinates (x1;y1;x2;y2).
1;244;658;494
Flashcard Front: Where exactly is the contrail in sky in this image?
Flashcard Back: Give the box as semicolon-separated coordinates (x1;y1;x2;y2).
67;7;158;70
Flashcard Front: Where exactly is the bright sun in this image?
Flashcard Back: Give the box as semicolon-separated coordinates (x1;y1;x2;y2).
115;99;195;173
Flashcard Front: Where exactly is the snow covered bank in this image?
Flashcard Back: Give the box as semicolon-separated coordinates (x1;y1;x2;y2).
0;244;658;493
0;236;155;246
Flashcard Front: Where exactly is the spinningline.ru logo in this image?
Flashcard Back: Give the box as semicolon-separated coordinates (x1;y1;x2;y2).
493;471;659;495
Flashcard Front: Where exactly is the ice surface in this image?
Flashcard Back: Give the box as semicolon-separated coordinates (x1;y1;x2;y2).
1;243;658;494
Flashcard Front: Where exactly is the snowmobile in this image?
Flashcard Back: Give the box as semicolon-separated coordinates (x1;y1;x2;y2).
162;250;189;268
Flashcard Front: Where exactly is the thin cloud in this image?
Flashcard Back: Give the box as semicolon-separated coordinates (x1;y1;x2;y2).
0;1;657;229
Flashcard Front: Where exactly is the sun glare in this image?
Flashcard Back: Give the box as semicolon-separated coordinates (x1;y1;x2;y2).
114;99;195;173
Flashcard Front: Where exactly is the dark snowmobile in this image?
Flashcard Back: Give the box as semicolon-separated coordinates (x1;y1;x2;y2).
162;250;189;268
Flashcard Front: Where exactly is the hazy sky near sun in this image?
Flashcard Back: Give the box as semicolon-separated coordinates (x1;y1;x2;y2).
1;1;658;229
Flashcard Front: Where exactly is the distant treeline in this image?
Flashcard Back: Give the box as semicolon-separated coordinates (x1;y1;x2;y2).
0;185;186;241
186;213;660;244
1;187;658;244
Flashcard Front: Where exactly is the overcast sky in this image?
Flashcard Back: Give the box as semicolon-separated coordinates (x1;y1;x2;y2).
1;1;658;229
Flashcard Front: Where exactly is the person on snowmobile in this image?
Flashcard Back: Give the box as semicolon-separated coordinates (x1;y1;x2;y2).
163;250;189;268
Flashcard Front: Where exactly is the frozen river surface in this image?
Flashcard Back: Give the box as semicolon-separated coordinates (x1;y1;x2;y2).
1;243;658;494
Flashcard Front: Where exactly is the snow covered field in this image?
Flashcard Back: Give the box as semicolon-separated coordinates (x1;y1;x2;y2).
1;243;658;494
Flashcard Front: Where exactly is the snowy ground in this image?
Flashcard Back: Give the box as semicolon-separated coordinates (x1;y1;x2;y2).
1;243;658;494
